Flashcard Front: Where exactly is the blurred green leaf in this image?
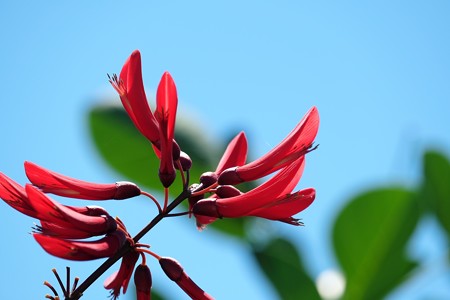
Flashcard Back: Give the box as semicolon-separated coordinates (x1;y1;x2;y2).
88;104;212;197
88;103;247;238
422;150;450;238
253;237;321;300
333;187;420;300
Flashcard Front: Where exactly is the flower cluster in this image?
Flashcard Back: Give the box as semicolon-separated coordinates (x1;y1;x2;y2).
0;50;319;300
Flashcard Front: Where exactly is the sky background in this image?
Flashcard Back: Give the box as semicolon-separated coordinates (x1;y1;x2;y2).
1;1;449;299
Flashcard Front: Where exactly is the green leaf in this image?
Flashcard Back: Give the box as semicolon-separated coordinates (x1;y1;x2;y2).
422;150;450;238
88;104;213;196
332;187;420;300
87;103;247;238
253;237;321;300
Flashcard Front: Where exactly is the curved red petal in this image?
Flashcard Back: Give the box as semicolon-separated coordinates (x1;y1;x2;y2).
33;231;126;261
247;188;315;220
215;131;248;174
119;50;160;143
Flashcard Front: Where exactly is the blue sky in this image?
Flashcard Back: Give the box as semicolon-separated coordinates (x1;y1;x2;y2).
1;1;449;299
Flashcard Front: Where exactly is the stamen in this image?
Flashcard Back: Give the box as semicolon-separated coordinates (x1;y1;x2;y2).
71;277;79;295
44;281;59;297
51;268;67;297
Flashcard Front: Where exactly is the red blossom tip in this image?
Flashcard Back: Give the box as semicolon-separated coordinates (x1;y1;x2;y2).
192;199;221;218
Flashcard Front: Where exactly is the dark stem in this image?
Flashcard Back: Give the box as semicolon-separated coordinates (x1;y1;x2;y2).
67;189;191;300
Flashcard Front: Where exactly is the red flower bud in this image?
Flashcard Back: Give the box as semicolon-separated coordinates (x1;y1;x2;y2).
159;257;214;300
134;264;152;300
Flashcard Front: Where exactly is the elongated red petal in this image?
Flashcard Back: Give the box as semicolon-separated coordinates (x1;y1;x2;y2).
218;107;319;185
155;72;178;187
159;257;214;300
36;221;95;239
25;161;141;200
104;251;140;299
215;131;248;174
33;231;126;261
246;188;315;220
0;172;38;218
118;50;160;143
26;185;117;235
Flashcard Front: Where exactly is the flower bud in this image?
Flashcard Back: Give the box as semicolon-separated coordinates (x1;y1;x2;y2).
134;264;152;300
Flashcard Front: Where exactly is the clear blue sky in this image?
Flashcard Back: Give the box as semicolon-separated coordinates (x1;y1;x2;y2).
1;1;449;299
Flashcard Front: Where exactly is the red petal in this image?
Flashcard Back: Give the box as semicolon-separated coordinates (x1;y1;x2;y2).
215;131;248;174
33;231;126;261
247;188;315;220
155;72;178;188
26;185;117;235
119;50;160;143
104;251;139;297
25;162;140;200
0;172;37;218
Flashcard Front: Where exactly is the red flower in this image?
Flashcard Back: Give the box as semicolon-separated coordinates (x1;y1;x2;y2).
193;157;315;225
33;230;126;261
104;251;140;299
134;263;152;300
218;106;319;185
159;257;214;300
26;184;117;236
25;161;141;200
110;50;160;144
155;72;178;187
